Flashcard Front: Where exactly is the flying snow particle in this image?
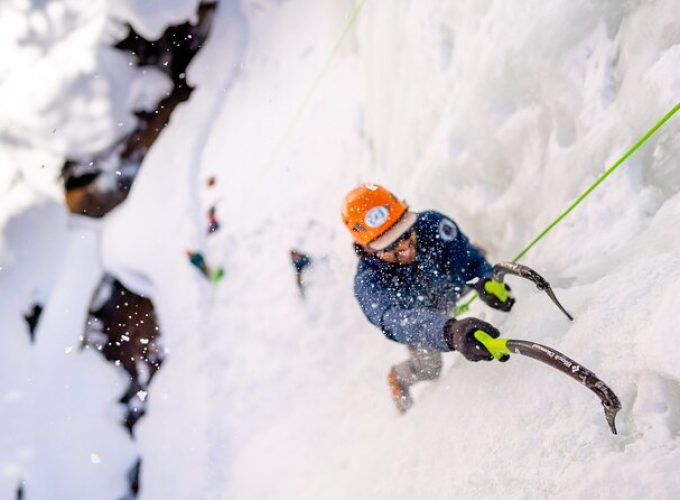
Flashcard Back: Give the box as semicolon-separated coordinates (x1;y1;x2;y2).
90;453;101;464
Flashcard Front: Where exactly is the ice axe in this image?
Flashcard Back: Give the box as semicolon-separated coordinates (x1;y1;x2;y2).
474;330;621;435
492;262;574;321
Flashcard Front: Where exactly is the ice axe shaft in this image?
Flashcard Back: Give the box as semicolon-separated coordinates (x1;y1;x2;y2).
492;262;574;321
474;330;621;435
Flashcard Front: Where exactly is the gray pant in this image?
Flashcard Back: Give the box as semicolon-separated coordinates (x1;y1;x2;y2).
392;346;443;390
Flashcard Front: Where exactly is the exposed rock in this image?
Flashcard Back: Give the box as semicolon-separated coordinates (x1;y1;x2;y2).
84;275;163;436
61;2;217;217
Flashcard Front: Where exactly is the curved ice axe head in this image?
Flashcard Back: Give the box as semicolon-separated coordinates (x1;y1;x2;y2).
475;331;621;435
492;262;574;321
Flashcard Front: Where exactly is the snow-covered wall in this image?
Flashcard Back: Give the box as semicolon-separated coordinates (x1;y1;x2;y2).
3;0;680;498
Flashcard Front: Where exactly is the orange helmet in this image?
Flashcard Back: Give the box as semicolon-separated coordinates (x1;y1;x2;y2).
341;183;417;249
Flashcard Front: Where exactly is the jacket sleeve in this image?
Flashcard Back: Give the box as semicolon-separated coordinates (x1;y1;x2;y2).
354;269;453;352
445;222;493;282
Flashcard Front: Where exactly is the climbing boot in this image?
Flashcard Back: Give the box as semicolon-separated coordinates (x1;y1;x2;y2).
388;368;413;414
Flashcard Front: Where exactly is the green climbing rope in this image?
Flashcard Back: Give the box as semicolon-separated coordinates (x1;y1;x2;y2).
261;0;370;172
457;100;680;316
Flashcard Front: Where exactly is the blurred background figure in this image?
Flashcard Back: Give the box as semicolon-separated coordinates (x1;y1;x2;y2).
186;250;224;283
207;206;220;235
23;303;42;343
289;249;312;297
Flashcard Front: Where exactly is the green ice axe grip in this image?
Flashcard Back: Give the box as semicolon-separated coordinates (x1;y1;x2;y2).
474;330;511;361
484;279;509;303
456;280;508;316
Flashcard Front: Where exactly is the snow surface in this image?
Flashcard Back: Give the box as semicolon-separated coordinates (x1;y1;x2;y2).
3;0;680;498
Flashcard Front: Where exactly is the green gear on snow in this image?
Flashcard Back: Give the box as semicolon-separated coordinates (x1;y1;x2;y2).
454;100;680;318
474;330;511;361
484;279;509;303
211;268;225;283
456;302;470;315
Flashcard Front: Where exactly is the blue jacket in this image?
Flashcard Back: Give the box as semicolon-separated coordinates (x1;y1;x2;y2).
353;211;493;352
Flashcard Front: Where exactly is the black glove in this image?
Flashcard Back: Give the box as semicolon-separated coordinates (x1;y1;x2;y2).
475;277;515;312
444;317;501;362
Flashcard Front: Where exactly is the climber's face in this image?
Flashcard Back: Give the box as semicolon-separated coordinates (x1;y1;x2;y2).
375;230;417;265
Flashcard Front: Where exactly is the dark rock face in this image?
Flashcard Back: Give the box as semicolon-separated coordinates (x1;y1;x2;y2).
85;275;164;435
54;5;218;496
62;2;217;217
62;2;218;437
115;2;217;163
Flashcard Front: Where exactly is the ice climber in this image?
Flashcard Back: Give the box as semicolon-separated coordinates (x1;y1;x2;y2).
207;206;220;234
186;250;225;283
289;249;312;296
342;183;515;413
